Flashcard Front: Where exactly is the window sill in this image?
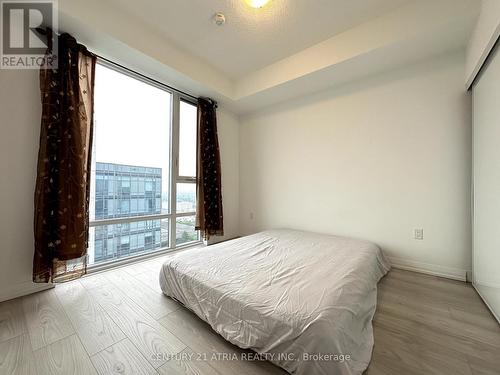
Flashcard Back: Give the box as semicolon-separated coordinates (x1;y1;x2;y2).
86;241;203;275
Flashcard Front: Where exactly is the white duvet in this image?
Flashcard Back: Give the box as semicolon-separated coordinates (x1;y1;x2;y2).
160;229;390;375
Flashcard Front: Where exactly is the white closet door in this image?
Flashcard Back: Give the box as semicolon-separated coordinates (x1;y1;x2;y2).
473;42;500;322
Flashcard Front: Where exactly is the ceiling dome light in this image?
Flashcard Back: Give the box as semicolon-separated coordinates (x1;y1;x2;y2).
213;12;226;26
244;0;271;8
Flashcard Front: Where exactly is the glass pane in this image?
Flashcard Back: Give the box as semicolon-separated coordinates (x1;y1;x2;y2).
90;63;171;222
88;219;169;265
176;216;198;245
179;100;197;177
176;183;196;213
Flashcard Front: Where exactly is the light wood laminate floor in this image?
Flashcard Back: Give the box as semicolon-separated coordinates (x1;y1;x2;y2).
0;255;498;375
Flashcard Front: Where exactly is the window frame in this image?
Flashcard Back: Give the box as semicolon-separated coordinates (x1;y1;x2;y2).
88;59;200;270
171;96;199;245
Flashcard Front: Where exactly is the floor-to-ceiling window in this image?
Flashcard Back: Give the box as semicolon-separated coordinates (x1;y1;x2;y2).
88;62;199;266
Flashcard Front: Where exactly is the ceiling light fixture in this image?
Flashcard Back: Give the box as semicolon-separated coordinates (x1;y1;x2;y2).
244;0;271;9
213;12;226;26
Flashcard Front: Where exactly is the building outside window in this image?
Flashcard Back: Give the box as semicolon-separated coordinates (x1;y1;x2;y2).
91;162;165;263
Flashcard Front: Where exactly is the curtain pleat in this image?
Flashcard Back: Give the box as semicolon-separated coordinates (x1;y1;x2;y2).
195;98;224;240
33;32;96;283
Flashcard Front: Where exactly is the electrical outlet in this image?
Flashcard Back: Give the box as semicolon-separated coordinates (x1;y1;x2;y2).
414;228;424;240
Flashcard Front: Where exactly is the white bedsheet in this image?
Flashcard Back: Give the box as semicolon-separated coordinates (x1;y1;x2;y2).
160;229;390;375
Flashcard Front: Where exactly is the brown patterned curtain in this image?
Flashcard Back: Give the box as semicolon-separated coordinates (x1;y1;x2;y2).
195;98;224;240
33;31;96;283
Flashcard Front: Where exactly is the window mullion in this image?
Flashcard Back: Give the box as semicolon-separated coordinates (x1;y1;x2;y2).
175;211;196;218
177;176;196;183
89;213;171;227
170;92;180;247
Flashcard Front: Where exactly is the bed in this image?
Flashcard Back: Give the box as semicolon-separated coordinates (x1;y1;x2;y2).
159;229;390;375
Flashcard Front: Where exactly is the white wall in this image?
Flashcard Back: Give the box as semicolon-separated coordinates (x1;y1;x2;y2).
0;70;53;301
239;52;472;280
472;43;500;322
465;0;500;87
0;70;239;301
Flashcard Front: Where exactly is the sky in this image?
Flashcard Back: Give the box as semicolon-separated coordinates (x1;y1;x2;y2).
93;64;197;196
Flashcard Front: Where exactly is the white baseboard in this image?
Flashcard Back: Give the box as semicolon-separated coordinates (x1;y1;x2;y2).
388;256;468;282
0;257;469;301
0;281;54;303
466;270;473;283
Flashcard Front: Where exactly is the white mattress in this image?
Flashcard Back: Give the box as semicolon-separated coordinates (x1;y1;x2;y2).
160;229;390;375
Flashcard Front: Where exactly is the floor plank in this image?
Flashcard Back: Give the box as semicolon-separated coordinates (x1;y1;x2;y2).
55;281;125;355
0;299;27;343
374;306;500;367
0;334;35;375
466;354;500;375
91;338;157;375
22;289;74;351
133;270;163;293
370;325;473;375
159;308;287;375
121;260;162;276
1;267;499;375
79;273;110;291
380;270;486;314
449;306;500;331
33;334;97;375
376;294;500;348
156;347;221;375
105;269;179;319
88;284;186;369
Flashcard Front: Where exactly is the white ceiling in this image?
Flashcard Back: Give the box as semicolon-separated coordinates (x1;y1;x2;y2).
60;0;480;114
103;0;413;79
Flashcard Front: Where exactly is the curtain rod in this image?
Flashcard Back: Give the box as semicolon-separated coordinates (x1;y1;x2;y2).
94;54;199;102
35;27;207;104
